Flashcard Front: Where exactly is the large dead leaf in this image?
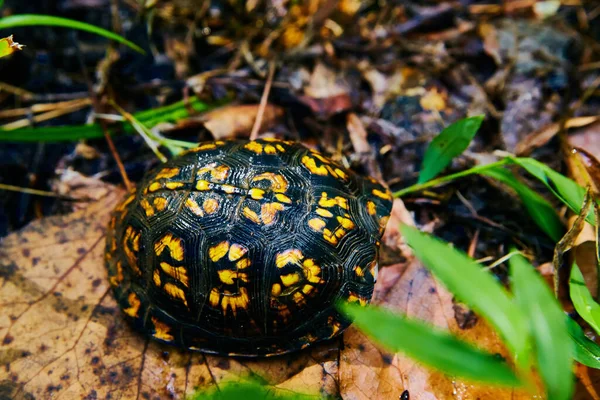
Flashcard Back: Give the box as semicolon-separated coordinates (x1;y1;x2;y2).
0;184;532;398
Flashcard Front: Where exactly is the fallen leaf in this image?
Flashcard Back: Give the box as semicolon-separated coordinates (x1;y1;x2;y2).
201;104;284;140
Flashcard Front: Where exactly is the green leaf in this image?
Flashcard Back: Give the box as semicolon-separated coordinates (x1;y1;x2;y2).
339;302;521;386
570;263;600;335
0;35;23;58
566;317;600;369
481;167;564;241
399;225;530;371
192;380;314;400
510;254;574;400
418;115;484;184
0;14;144;54
510;157;591;224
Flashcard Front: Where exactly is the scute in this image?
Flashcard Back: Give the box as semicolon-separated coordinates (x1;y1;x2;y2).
105;139;393;356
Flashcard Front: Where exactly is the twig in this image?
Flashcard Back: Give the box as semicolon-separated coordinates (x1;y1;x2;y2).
0;183;75;199
249;60;276;141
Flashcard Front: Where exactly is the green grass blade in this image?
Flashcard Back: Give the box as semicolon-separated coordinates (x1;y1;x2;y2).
418;115;483;184
510;157;591;224
339;302;521;386
510;254;574;400
570;263;600;335
0;96;214;142
0;35;23;58
0;14;144;53
481;167;564;241
566;317;600;369
399;225;530;372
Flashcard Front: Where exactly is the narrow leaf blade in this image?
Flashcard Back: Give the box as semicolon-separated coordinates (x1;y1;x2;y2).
570;263;600;335
567;317;600;369
418;115;483;183
399;225;530;370
510;254;574;400
0;14;144;53
481;167;564;241
339;302;521;386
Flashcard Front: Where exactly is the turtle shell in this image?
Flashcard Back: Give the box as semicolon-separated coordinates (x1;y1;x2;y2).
105;139;393;356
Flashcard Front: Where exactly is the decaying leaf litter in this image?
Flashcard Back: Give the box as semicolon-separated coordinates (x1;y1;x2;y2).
1;0;600;398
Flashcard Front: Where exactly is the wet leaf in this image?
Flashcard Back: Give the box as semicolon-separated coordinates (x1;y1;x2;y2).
510;254;574;400
570;263;600;335
481;167;564;241
339;302;521;386
567;317;600;369
418;116;484;184
399;225;530;372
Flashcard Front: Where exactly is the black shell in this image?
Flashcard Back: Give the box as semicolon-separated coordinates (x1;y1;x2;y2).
105;139;393;356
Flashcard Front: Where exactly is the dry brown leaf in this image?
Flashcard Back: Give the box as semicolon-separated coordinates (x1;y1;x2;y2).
0;184;531;398
201;104;284;140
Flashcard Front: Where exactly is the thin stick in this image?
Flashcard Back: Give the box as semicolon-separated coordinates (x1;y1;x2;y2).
249;60;276;141
0;183;75;199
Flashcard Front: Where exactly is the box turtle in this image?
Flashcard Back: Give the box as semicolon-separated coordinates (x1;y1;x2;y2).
105;139;393;356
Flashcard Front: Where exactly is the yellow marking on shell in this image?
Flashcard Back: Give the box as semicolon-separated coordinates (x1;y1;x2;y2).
301;155;328;176
276;249;303;268
194;143;217;152
328;316;342;336
123;292;141;317
153;269;162;286
154;233;185;261
302;259;323;284
379;216;390;232
245;141;263;154
243;207;261;224
318;192;348;208
308;218;326;232
116;194;135;211
271;283;282;296
336;196;348;209
221;287;250;315
155;168;179;180
196;180;210;191
354;266;364;277
209;241;230;262
334;168;347;179
140;199;154;217
334;228;346;238
373;188;392;201
153;197;167;211
312;152;331;164
160;262;189;287
164;282;188;306
151;317;174;341
323;228;338;245
275;193;291;204
292;291;306;305
148;182;162;192
347;293;368;306
109;261;124;286
212;165;230;181
252;172;288;192
186;198;204;216
260;202;284;225
209;288;221;307
316;208;333;218
280;273;301;287
366;200;377;216
165;182;184;190
249;188;265;200
123;227;141;275
276;144;286;152
237;258;251;269
325;165;339;178
218;270;236;284
264;144;277;154
221;184;236;194
337;216;355;229
203;198;219;214
301;284;315;295
228;244;247;261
